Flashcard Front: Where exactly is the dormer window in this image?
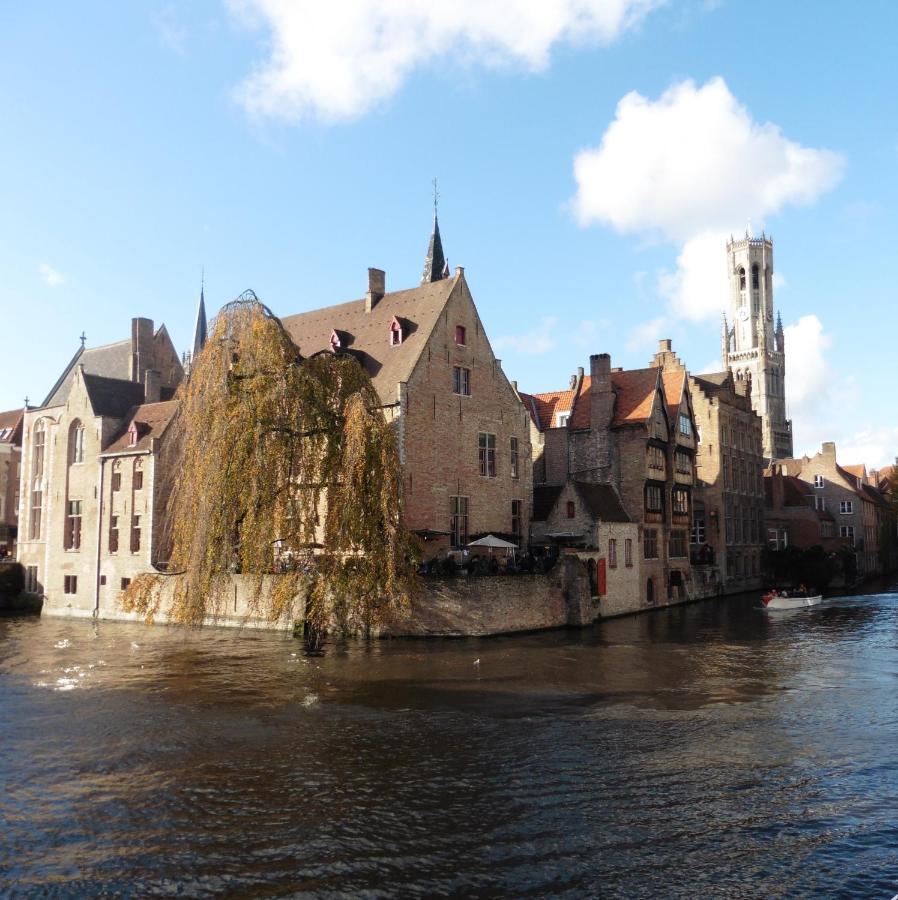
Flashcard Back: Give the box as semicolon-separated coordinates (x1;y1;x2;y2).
128;423;138;447
455;325;466;346
389;317;403;346
330;330;342;351
556;411;570;428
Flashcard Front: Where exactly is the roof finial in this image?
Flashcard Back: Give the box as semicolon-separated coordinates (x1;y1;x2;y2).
79;331;87;348
24;395;29;409
421;182;447;284
192;271;208;359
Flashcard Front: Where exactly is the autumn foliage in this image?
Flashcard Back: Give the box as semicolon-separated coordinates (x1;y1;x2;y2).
122;293;418;642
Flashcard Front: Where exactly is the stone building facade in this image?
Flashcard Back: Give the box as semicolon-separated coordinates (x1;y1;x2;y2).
16;319;183;613
0;408;24;555
282;224;532;558
721;234;793;461
522;349;698;609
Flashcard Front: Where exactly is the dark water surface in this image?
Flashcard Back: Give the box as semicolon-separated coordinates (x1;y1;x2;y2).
2;587;898;898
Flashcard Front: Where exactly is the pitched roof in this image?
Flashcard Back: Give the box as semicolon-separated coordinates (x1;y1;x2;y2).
0;408;23;445
42;339;132;407
281;276;459;398
532;485;564;522
843;464;866;480
103;400;179;454
82;374;145;418
660;369;686;424
523;385;579;430
526;367;663;433
572;482;631;523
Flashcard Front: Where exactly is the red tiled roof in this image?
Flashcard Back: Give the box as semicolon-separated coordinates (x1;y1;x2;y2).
525;386;579;430
527;367;662;432
0;408;23;445
103;400;179;454
843;464;866;480
660;370;686;424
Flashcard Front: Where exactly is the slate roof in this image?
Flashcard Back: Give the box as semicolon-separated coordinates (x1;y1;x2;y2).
421;214;447;284
103;400;180;454
42;339;132;408
532;485;564;522
0;409;23;445
82;374;145;418
571;481;631;523
280;275;459;398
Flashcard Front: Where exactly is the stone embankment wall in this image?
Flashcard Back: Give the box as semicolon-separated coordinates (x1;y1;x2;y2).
383;557;595;637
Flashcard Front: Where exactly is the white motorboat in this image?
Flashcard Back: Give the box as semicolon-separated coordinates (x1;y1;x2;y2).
761;592;823;610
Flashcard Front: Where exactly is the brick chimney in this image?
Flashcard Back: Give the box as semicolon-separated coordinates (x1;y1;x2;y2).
144;369;161;404
821;441;837;460
131;317;154;383
366;268;385;313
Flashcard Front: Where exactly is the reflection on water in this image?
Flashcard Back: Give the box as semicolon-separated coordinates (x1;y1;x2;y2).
2;586;898;897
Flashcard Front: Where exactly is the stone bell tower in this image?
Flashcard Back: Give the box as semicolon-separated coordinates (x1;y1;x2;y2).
720;233;793;461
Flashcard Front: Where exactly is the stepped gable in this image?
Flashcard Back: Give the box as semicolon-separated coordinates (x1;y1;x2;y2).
82;374;145;418
42;339;132;407
281;276;458;397
103;400;180;454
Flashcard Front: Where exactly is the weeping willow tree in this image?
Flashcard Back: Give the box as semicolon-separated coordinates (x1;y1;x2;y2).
122;292;419;645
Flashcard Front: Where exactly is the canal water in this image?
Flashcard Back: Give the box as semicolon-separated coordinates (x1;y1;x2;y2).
2;586;897;898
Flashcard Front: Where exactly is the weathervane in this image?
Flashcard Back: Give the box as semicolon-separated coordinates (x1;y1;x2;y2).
432;177;439;216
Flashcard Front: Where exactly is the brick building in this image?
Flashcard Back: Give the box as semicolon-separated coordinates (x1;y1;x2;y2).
279;218;532;558
0;408;24;555
673;357;766;596
769;442;888;579
763;469;847;555
16;319;184;613
522;349;697;608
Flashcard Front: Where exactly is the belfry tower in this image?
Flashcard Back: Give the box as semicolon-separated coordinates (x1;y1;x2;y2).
721;233;793;461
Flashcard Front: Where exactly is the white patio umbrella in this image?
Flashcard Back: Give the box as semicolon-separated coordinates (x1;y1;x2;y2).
466;534;518;560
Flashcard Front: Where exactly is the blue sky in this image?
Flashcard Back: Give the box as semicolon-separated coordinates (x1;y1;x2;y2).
1;1;896;465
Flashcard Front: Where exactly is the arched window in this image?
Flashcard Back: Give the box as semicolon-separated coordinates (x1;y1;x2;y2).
566;501;576;519
738;267;746;290
389;317;403;346
751;263;759;290
69;419;84;464
133;458;144;491
111;459;122;493
29;419;46;540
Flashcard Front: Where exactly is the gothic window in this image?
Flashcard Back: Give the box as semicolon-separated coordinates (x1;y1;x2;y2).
739;267;746;290
389;317;403;346
109;515;119;553
751;264;760;290
130;514;142;553
608;539;617;568
133;458;144;491
69;420;85;464
30;419;46;540
566;501;576;519
111;460;122;492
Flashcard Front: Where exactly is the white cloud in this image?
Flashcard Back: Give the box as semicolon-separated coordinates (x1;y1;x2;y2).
152;6;189;55
626;315;667;351
838;428;898;471
39;263;65;287
229;0;661;122
573;77;843;321
494;316;559;355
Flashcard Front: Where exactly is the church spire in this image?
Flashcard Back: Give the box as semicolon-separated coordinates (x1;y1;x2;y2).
421;179;447;284
192;271;207;358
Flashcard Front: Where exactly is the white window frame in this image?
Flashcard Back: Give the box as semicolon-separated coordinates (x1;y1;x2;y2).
813;475;824;488
839;500;853;514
